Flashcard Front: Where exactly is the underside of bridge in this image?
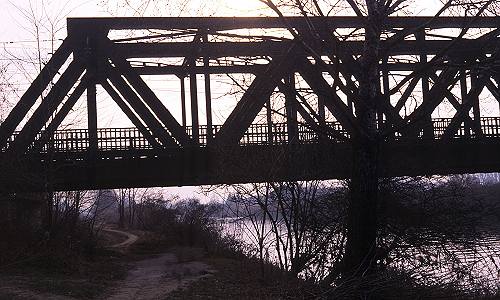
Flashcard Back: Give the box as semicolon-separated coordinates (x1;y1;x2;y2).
0;16;500;191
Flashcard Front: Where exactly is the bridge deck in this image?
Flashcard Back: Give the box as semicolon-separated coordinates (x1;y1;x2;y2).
1;118;500;191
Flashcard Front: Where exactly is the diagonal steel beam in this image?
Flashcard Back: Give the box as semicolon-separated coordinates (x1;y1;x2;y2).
442;76;487;139
392;32;500;137
107;40;192;147
299;25;360;77
7;59;85;155
429;73;476;132
486;79;500;102
0;37;75;149
214;48;297;147
105;63;177;148
399;67;460;137
298;27;403;132
32;76;89;152
393;76;421;113
378;93;405;131
276;80;348;142
290;25;361;122
101;80;162;149
296;57;361;136
387;28;498;101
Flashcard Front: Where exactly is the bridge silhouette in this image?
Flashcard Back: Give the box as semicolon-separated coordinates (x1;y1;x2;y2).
1;17;500;191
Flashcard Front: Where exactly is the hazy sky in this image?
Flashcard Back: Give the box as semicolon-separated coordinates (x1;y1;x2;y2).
0;0;446;43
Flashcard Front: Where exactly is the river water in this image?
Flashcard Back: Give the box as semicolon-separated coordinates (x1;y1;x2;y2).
218;218;500;291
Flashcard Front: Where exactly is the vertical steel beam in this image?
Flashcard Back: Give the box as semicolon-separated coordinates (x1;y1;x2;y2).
471;71;482;136
285;73;298;144
382;57;392;137
318;95;327;142
85;36;98;154
318;96;326;126
379;58;388;130
180;76;187;128
87;82;98;152
87;83;98;152
190;58;199;144
460;70;470;137
266;99;273;144
203;33;213;145
416;30;433;139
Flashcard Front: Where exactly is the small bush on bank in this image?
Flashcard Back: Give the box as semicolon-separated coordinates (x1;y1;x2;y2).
131;197;248;259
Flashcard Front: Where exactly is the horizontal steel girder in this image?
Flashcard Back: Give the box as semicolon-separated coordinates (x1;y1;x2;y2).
67;16;500;31
116;39;500;58
3;139;500;191
132;63;449;75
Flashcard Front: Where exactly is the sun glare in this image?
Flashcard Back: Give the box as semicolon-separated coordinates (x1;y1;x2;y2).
216;0;269;16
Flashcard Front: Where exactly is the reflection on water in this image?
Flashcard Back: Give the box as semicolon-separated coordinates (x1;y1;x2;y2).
219;218;500;291
390;235;500;291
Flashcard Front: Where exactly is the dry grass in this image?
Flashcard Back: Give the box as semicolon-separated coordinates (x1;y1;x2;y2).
168;257;320;299
0;248;128;299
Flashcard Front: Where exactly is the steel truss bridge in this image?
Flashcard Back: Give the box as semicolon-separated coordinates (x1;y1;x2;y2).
1;17;500;191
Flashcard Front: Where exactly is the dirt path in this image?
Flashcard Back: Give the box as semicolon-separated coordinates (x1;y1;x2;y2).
0;228;214;300
0;284;76;300
101;228;215;299
102;228;139;248
104;253;214;300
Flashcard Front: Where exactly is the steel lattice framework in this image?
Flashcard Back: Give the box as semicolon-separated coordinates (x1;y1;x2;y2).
1;16;500;190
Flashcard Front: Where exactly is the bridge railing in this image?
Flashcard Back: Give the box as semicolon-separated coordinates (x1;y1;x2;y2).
431;117;500;138
481;117;500;136
4;118;500;154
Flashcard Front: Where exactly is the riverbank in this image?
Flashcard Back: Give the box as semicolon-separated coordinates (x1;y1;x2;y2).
167;257;317;299
0;226;313;299
0;248;128;299
1;221;498;299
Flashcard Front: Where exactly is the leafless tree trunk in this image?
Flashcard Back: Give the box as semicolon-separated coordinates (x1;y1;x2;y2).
342;0;383;277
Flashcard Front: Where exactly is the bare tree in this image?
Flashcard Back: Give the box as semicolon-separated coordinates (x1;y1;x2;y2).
222;181;348;281
115;188;151;228
255;0;499;279
224;183;279;277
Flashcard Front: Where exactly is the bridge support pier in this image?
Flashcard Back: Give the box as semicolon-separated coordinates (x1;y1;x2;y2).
0;192;45;232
